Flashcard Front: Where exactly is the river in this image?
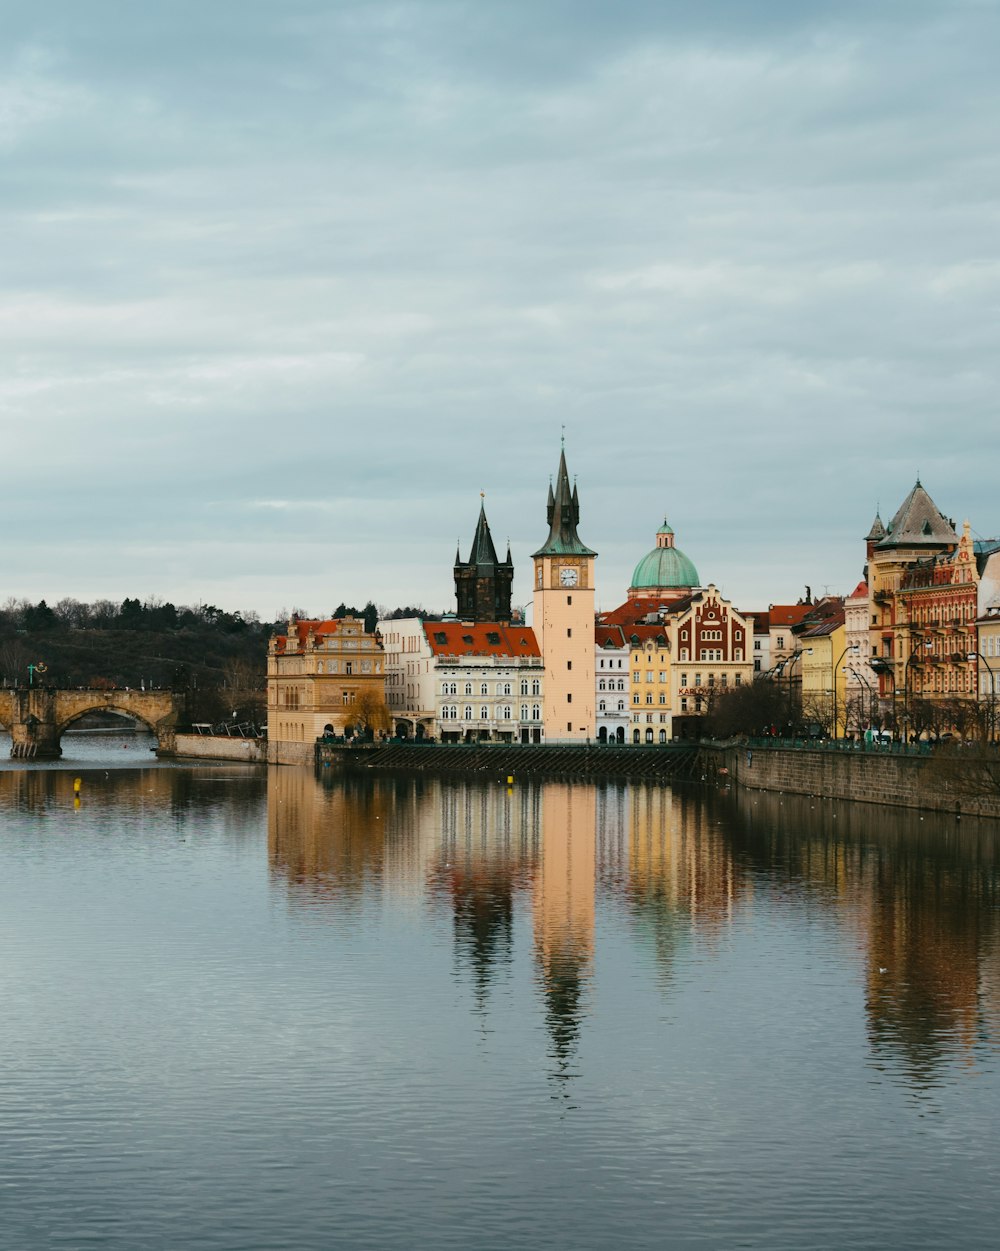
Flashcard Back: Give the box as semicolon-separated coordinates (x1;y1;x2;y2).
0;732;998;1249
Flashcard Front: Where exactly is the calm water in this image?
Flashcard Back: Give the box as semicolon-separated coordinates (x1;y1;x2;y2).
1;740;998;1249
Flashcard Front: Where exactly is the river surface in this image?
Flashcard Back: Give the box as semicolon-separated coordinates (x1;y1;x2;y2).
1;734;998;1249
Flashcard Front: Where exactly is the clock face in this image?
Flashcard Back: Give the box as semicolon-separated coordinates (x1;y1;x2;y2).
560;566;579;587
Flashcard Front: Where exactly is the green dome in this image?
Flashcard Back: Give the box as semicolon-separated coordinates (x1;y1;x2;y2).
629;519;699;590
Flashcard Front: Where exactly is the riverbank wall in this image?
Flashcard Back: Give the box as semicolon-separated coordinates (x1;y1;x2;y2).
718;742;1000;819
169;733;267;764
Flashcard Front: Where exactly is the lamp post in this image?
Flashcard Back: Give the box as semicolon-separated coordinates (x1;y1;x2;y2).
783;648;812;735
903;638;933;742
830;645;860;740
967;651;997;742
848;665;877;732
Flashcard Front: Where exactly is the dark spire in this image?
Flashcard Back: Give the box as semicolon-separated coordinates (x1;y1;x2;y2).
533;448;596;558
468;499;500;567
454;497;513;622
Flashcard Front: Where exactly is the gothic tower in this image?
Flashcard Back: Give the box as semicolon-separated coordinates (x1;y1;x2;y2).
532;446;597;742
454;498;514;622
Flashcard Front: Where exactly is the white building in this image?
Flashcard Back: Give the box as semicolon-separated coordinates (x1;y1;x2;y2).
378;617;544;742
595;625;630;744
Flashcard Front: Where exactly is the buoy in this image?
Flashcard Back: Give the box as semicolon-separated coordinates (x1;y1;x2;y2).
73;778;82;794
507;775;514;785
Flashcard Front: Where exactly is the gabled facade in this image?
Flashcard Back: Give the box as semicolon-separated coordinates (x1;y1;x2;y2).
267;615;386;761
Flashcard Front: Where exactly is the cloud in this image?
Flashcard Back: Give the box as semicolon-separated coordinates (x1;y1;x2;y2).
1;2;998;616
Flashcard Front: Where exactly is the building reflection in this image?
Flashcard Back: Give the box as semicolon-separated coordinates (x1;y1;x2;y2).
429;783;540;1013
728;789;1000;1084
533;784;596;1090
266;766;1000;1096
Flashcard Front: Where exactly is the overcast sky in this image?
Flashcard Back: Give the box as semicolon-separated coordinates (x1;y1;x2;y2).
3;1;998;620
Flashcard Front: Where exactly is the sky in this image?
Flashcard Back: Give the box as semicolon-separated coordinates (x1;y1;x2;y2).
3;0;998;621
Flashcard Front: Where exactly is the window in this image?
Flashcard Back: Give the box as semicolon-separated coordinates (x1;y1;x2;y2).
659;693;666;704
465;682;473;696
599;679;606;691
633;694;640;705
567;693;572;703
345;661;353;675
695;674;702;686
633;671;640;683
617;700;625;712
681;697;688;711
646;694;653;704
480;705;488;720
617;679;625;690
567;628;572;639
520;679;529;695
754;640;761;651
659;672;666;682
567;661;572;671
480;683;488;696
531;679;540;696
777;636;785;649
501;682;511;696
464;705;473;720
521;703;528;719
532;704;540;720
567;722;572;732
502;706;511;720
599;699;606;712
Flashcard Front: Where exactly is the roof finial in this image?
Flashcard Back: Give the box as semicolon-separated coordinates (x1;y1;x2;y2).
561;424;565;450
480;489;485;500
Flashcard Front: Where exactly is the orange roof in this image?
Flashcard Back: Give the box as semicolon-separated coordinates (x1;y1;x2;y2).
847;580;868;600
595;625;627;648
768;603;813;628
274;617;372;655
598;595;692;627
750;611;770;632
423;622;540;657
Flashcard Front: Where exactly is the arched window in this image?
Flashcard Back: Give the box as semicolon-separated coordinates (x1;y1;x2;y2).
520;679;529;696
520;703;528;719
502;705;512;720
599;699;606;712
464;705;473;720
598;679;606;691
645;728;654;743
531;679;540;696
531;703;540;720
464;682;472;696
618;700;625;712
480;683;488;697
480;705;488;720
633;729;640;743
659;729;667;743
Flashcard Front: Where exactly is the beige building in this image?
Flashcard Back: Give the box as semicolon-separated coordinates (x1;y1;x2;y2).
267;615;386;763
532;447;598;742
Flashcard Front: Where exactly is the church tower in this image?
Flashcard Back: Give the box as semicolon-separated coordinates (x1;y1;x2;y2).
454;497;514;622
532;446;597;741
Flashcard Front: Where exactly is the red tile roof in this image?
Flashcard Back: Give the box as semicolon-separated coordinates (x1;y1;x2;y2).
595;625;627;648
274;617;371;654
598;595;693;627
768;603;813;628
750;611;770;633
423;622;540;657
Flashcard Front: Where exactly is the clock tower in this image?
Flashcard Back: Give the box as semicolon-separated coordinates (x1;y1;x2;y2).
532;446;597;742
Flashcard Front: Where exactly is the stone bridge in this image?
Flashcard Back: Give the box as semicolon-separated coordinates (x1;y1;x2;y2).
0;688;185;759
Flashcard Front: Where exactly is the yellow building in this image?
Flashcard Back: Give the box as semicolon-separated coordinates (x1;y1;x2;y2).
267;615;386;763
798;615;853;737
532;447;598;742
628;627;672;744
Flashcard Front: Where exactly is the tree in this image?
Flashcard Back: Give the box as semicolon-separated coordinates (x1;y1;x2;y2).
351;689;392;738
702;678;794;739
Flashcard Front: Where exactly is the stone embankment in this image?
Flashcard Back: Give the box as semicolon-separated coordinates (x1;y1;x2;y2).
171;732;267;764
317;741;705;781
717;741;1000;819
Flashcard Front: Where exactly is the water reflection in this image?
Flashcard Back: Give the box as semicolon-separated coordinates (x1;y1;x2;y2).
727;790;1000;1086
268;767;1000;1094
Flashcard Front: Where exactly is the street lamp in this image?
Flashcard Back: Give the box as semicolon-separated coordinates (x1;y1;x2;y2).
831;645;860;740
903;638;933;742
847;665;877;732
967;651;997;742
783;648;812;735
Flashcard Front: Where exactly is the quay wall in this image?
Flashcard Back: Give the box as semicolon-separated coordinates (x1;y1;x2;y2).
719;743;1000;819
171;733;267;764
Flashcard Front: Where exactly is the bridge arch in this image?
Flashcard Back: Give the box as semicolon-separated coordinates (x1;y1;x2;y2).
7;689;184;759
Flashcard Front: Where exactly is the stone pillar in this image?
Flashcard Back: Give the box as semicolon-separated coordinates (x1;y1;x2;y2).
10;689;61;759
